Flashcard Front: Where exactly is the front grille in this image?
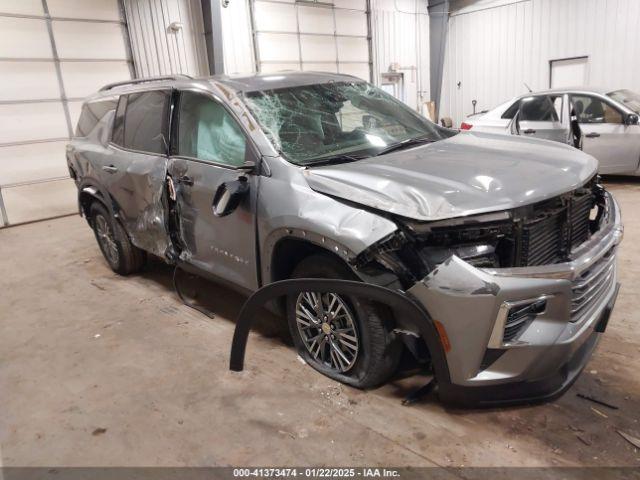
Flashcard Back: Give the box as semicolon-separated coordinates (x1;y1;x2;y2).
571;247;616;321
520;187;595;267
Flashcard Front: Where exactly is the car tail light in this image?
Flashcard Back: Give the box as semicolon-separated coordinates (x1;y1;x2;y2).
460;122;473;130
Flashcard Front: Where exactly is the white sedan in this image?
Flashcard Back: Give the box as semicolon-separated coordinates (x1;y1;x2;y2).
461;87;640;175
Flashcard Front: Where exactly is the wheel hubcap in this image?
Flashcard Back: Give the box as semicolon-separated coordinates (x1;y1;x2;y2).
95;215;119;264
295;292;359;373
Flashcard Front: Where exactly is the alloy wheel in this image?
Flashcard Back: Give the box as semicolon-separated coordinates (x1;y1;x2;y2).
295;291;359;372
95;214;119;265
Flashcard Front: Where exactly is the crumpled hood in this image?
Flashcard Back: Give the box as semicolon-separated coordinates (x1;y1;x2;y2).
303;131;598;221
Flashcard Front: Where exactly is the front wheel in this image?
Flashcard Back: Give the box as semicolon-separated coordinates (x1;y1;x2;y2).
286;254;402;388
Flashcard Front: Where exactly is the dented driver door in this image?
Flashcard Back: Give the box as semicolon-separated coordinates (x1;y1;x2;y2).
168;90;259;292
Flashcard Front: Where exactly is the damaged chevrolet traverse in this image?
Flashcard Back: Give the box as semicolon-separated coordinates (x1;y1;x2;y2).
67;72;622;406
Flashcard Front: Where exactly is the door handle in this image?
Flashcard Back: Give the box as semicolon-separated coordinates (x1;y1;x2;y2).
586;132;601;138
102;165;118;174
522;129;536;134
177;175;194;186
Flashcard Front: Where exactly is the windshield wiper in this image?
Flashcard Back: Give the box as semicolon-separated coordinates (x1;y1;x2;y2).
305;153;368;167
375;135;434;157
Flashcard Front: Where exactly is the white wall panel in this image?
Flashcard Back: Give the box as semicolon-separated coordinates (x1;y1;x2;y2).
2;178;77;224
252;0;371;79
0;62;60;101
441;0;640;125
0;0;43;16
0;141;68;185
0;103;68;144
258;33;300;62
339;62;370;80
60;61;131;98
0;0;132;226
0;17;52;58
52;21;128;59
334;0;367;10
254;2;297;31
47;0;121;21
303;62;339;73
336;37;368;61
67;100;83;131
298;6;334;34
335;10;368;35
301;35;337;62
260;62;299;73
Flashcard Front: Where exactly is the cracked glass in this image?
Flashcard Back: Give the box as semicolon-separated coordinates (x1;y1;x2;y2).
244;81;451;165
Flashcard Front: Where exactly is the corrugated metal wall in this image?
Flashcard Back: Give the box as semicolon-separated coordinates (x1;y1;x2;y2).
220;0;254;74
440;0;640;125
124;0;208;77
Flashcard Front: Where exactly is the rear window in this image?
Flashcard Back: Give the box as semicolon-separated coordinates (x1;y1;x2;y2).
111;90;171;154
76;99;118;137
501;101;520;119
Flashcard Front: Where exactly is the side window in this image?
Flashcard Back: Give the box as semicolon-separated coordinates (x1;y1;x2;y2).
76;99;118;137
572;95;623;124
122;90;171;154
501;101;520;119
177;91;246;167
111;95;127;147
520;95;559;122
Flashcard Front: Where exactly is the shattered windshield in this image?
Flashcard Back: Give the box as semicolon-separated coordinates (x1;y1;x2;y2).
243;81;453;165
608;89;640;114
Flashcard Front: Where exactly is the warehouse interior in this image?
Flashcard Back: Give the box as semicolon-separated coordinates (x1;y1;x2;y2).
1;0;640;474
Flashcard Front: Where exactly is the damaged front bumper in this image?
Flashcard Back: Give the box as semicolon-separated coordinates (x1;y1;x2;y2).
408;193;623;407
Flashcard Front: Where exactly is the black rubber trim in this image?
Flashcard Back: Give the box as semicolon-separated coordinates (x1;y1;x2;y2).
228;278;451;386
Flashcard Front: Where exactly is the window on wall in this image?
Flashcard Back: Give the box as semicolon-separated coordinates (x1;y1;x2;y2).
571;95;623;124
176;91;246;167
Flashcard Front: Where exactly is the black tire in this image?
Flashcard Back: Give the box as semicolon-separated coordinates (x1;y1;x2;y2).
286;254;402;388
89;202;145;275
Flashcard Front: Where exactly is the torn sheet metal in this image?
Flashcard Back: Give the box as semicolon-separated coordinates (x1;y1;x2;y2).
304;131;598;221
116;156;171;259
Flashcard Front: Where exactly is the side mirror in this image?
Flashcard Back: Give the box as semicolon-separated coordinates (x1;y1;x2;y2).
625;113;639;126
212;177;249;217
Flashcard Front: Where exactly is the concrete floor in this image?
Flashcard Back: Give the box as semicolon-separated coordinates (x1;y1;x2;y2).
1;180;640;468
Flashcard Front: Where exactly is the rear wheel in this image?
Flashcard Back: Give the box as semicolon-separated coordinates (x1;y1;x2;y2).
286;254;402;388
90;202;145;275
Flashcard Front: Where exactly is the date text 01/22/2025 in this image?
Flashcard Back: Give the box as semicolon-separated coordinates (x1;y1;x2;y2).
232;468;401;478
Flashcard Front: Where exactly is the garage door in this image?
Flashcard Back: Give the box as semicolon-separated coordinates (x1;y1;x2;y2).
251;0;371;81
0;0;133;227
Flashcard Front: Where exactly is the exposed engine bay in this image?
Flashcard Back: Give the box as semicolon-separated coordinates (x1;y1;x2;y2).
355;176;608;289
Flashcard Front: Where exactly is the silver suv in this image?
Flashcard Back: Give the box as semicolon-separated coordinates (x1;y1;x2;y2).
67;72;623;406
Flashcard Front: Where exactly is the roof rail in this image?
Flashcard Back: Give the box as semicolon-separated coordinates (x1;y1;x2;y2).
99;75;193;92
